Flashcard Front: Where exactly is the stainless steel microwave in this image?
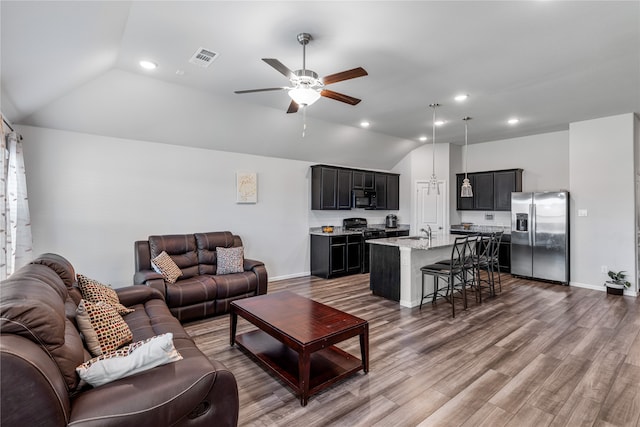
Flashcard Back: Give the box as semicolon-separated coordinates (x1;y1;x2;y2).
352;190;377;209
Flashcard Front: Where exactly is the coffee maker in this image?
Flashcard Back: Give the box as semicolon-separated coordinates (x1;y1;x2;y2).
385;214;398;228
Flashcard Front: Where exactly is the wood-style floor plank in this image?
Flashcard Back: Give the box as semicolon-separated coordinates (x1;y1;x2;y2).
183;273;640;426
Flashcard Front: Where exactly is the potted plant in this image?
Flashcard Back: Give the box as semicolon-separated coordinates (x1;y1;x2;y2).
605;270;631;295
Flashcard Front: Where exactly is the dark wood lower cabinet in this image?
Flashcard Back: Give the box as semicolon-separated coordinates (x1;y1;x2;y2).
311;234;363;279
369;244;400;301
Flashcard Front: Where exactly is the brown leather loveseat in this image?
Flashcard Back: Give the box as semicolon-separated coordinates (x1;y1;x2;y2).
134;231;267;322
0;253;239;426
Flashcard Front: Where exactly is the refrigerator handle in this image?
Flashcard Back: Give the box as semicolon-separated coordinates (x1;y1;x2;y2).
531;204;536;247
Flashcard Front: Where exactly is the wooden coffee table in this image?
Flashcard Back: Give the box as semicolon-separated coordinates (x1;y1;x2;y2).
230;291;369;406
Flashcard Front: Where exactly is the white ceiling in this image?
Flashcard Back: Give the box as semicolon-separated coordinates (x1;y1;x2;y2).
2;1;639;170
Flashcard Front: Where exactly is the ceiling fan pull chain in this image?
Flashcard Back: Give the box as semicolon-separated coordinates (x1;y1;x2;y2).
302;107;307;138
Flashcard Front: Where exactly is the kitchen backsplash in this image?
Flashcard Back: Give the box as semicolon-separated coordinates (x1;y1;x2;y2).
459;211;511;227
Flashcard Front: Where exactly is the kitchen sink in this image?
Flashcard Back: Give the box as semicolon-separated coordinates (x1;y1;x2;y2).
399;236;430;240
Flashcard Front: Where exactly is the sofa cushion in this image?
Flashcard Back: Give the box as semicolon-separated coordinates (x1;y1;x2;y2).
216;246;244;275
123;295;192;342
76;333;182;387
77;274;135;315
212;271;257;299
195;231;237;275
165;275;217;308
151;251;183;284
149;235;199;279
76;299;133;356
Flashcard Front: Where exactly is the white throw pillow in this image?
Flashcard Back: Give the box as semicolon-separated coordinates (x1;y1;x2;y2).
76;333;182;387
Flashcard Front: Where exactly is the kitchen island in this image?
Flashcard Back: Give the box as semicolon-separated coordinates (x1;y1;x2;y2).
367;233;459;308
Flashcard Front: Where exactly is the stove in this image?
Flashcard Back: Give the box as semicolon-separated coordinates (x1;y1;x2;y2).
343;218;387;273
342;218;387;238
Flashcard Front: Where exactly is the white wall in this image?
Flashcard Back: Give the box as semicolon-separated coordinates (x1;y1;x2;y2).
569;113;636;291
458;130;570;227
392;142;452;233
20;125;314;286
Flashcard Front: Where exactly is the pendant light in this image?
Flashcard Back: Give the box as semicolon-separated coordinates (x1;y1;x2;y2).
461;116;473;197
427;103;440;195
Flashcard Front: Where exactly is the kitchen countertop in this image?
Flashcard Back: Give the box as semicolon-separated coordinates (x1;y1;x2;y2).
450;224;510;235
309;224;410;236
366;232;459;250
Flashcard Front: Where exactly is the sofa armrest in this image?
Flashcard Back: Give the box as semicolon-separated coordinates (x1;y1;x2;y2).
133;270;166;299
115;285;163;307
1;335;71;426
244;258;268;295
69;352;239;426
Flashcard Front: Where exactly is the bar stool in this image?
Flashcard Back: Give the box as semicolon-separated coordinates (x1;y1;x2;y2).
419;236;469;318
473;234;493;302
488;231;503;294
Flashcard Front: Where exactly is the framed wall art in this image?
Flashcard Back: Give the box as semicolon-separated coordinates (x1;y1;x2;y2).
236;172;257;203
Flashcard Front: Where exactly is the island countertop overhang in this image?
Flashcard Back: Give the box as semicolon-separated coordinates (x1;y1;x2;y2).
366;233;459;250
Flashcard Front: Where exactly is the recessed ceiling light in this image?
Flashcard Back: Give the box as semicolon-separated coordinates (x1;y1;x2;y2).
434;120;446;126
419;136;428;142
139;60;157;70
508;118;520;125
454;94;469;102
360;121;370;128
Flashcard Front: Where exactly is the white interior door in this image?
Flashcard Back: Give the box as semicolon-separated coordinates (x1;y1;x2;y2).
415;180;447;234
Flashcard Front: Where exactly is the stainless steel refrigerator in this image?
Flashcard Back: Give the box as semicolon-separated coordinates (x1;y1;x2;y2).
511;191;569;284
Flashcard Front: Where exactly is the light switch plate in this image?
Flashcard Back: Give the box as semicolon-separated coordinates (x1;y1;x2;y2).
578;209;588;217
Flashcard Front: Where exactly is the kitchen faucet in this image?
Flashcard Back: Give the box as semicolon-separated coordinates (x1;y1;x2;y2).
420;226;432;239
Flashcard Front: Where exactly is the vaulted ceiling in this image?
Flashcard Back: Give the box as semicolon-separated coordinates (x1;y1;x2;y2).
2;1;638;170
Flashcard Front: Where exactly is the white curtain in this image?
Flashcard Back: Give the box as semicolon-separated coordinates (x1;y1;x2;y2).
1;118;33;279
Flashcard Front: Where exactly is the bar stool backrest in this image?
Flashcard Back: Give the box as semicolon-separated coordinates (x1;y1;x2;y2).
450;236;469;270
490;231;503;260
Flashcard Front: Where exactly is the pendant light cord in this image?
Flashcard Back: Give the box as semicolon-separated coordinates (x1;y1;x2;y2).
464;118;468;178
432;105;436;176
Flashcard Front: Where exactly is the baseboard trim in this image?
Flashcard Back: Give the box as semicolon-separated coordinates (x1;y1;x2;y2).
570;281;638;297
269;271;310;282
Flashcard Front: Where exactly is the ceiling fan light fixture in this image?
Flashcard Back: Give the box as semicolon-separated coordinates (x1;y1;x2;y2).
288;87;321;106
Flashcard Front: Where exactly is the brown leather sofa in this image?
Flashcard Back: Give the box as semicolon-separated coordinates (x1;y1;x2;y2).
134;231;267;322
0;253;239;427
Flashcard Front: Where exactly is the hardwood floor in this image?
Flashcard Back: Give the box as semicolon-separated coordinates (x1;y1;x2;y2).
184;273;640;427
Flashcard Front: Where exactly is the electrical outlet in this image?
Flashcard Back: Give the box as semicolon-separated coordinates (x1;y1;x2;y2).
485;213;494;220
601;265;608;273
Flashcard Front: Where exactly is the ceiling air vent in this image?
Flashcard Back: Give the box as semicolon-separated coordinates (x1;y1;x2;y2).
189;47;218;68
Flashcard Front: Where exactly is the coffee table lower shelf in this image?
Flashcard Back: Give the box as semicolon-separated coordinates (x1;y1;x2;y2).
235;330;364;404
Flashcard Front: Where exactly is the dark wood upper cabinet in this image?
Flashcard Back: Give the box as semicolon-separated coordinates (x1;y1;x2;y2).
386;174;400;211
312;165;400;211
473;172;494;210
455;169;523;211
374;173;387;210
311;166;352;210
456;174;474;210
493;170;522;211
337;169;353;210
353;170;375;191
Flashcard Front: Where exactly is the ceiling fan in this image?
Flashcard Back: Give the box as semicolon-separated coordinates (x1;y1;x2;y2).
234;33;368;113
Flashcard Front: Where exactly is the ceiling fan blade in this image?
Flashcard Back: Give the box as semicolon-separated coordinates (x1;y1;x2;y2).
234;87;287;94
262;58;295;80
286;100;299;114
322;67;368;85
321;89;361;106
